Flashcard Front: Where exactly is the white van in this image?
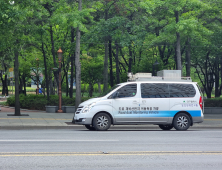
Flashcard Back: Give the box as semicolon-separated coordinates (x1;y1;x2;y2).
73;70;204;131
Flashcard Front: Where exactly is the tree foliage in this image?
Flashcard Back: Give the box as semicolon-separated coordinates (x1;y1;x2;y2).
0;0;222;105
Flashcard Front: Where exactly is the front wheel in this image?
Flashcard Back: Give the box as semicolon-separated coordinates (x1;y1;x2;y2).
85;125;96;131
173;113;191;131
159;124;174;130
93;113;111;131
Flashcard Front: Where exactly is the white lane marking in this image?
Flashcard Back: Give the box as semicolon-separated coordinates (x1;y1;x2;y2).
0;140;119;142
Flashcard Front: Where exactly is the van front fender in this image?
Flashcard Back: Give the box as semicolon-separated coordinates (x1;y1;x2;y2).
90;105;114;121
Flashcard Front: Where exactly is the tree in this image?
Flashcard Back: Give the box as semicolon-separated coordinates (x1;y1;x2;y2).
81;55;103;97
75;0;82;110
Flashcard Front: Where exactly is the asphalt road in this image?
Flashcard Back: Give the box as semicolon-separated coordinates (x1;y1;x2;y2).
0;128;222;170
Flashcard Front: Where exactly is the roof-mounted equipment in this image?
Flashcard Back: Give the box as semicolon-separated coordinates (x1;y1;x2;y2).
127;70;192;82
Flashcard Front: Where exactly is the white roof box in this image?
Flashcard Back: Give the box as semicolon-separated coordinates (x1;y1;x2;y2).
128;70;192;82
157;70;181;80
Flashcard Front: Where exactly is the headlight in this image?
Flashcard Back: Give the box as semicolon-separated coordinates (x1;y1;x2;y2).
82;102;96;113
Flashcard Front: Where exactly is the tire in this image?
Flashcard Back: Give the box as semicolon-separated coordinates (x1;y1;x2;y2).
85;125;96;131
92;113;111;131
173;113;191;131
159;124;174;130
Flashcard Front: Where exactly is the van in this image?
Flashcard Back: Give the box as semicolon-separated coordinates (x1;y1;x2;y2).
73;70;204;131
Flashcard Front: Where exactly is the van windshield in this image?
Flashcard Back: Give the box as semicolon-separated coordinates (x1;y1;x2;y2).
98;85;120;97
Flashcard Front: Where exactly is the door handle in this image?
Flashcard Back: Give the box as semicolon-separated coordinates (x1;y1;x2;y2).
133;100;138;104
142;100;146;104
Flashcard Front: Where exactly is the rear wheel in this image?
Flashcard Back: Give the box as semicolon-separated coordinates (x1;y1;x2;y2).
173;113;191;131
93;113;111;131
159;124;174;130
85;125;96;131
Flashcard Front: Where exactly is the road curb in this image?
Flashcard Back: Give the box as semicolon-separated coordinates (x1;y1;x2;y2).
0;105;47;112
0;125;221;130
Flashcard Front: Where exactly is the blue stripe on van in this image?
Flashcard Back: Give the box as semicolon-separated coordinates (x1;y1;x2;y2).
170;110;201;117
139;110;201;117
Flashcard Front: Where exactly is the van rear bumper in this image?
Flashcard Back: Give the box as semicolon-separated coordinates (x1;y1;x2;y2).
193;115;204;123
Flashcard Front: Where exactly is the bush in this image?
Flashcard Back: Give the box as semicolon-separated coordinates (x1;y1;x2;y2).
6;94;91;110
204;98;222;107
19;94;47;110
7;96;15;107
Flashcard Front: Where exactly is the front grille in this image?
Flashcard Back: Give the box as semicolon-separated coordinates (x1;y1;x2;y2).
75;106;83;114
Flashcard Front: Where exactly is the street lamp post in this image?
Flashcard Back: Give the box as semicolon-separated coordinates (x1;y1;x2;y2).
36;58;39;95
57;47;63;113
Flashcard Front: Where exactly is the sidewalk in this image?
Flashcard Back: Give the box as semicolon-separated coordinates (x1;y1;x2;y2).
0;106;222;129
0;107;76;129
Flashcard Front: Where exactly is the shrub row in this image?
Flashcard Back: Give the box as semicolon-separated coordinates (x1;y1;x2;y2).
204;98;222;107
7;94;220;111
7;94;91;110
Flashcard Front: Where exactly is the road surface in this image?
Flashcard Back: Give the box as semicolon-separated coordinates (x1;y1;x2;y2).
0;127;222;170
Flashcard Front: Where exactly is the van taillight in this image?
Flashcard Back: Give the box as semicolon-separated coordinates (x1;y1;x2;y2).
199;96;203;110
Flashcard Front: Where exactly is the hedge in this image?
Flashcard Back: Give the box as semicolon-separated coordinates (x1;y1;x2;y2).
204;98;222;107
7;94;91;110
8;94;220;110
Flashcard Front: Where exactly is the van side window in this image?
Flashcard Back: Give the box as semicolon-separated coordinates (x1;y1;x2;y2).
141;83;169;98
169;84;196;97
117;84;137;98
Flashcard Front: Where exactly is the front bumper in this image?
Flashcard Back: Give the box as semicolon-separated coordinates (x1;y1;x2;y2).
73;116;92;125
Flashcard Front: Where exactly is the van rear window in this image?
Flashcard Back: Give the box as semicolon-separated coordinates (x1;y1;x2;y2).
169;84;196;97
141;83;196;98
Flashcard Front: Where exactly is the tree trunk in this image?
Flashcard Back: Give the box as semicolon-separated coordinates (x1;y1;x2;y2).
75;0;82;111
128;44;133;73
22;73;26;96
88;83;93;97
175;11;182;71
65;67;68;97
50;25;59;90
103;40;109;92
174;46;177;70
109;40;114;87
206;89;212;98
82;84;86;97
1;74;8;96
19;74;23;94
70;27;75;98
185;37;191;77
98;82;101;93
54;78;57;95
1;75;5;95
215;58;220;97
103;9;109;92
42;41;49;101
4;64;9;96
49;71;53;95
115;41;120;84
14;46;20;116
220;56;222;96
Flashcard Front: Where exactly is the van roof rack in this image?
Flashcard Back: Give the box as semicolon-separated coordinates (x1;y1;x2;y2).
127;70;192;82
